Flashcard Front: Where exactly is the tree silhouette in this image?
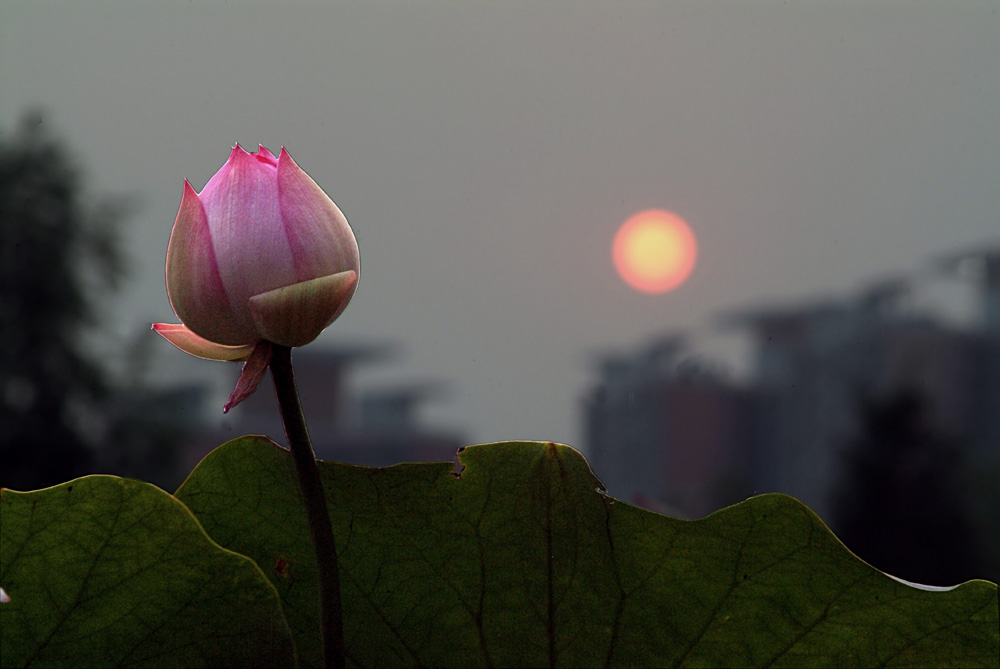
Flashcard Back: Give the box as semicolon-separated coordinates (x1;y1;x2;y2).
830;388;983;585
0;112;130;490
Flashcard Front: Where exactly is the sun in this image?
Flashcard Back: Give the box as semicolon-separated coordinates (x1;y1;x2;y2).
613;209;697;294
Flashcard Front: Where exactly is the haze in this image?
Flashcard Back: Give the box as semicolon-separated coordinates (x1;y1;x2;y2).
2;2;997;449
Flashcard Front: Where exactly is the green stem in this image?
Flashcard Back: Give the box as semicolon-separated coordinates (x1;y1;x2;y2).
270;344;345;669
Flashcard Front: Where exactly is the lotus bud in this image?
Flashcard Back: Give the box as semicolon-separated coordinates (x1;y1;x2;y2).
154;144;359;358
153;144;359;410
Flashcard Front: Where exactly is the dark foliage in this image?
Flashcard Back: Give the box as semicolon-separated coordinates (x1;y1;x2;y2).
830;388;983;585
1;112;198;491
0;112;130;489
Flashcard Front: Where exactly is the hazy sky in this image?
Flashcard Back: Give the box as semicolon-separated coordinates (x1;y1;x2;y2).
3;2;998;450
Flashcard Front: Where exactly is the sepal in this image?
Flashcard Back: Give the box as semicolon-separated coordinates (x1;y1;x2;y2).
248;271;359;348
224;341;273;412
152;323;255;361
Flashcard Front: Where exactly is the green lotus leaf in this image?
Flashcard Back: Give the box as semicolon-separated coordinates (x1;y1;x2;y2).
0;475;295;668
176;437;998;668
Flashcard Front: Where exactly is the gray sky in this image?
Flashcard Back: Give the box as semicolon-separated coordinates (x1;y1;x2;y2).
3;2;998;450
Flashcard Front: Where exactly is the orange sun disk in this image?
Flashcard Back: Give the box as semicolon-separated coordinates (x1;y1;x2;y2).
613;210;697;294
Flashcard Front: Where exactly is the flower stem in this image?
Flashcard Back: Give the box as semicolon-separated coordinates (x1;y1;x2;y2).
270;344;345;669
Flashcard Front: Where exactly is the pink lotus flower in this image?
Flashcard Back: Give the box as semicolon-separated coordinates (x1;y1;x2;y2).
154;144;359;363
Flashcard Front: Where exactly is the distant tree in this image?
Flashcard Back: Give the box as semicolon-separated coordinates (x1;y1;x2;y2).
830;388;982;585
0;113;208;492
0;112;133;489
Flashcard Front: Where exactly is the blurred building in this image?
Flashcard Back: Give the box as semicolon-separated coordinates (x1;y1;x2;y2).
176;345;463;474
584;244;1000;519
936;247;1000;461
585;337;755;518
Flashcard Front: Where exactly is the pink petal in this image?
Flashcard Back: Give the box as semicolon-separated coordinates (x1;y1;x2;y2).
224;340;273;413
254;144;278;166
166;181;249;345
247;271;359;348
152;323;256;361
200;145;298;332
277;148;361;283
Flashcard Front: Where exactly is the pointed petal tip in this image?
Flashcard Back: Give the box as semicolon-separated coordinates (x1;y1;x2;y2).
230;143;257;164
218;144;259;177
256;144;279;165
